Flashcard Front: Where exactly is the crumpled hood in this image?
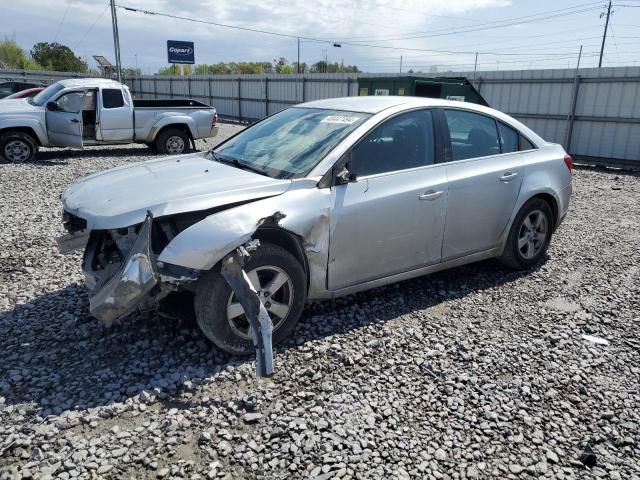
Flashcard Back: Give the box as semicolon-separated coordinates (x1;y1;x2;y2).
63;152;292;229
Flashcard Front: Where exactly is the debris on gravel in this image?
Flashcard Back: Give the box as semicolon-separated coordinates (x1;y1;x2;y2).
0;127;639;479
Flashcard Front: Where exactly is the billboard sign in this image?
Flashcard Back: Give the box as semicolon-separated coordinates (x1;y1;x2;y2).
167;40;195;64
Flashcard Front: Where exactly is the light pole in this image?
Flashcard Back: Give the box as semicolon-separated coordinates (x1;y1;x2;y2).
109;0;122;82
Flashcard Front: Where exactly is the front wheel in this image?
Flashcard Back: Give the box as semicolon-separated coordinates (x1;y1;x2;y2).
155;128;190;155
194;242;307;355
499;197;553;269
0;131;39;163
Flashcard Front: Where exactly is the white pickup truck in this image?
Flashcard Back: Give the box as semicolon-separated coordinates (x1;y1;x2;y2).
0;78;218;163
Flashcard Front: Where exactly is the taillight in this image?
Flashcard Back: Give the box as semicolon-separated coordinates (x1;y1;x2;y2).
212;113;218;126
564;154;573;173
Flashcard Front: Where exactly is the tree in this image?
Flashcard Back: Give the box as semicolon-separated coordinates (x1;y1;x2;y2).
0;37;41;70
273;57;292;74
30;42;87;72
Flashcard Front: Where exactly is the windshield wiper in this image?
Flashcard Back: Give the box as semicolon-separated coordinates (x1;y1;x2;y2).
210;151;270;177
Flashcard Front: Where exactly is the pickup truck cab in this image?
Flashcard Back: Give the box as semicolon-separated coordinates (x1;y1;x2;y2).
0;78;218;163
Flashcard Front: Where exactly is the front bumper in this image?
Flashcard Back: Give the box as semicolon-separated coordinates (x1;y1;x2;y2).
88;214;158;326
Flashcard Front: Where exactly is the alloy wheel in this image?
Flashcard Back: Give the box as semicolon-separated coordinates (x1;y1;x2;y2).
226;265;294;340
517;209;548;259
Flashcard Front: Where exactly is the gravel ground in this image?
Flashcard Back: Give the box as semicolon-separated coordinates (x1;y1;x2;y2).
0;125;638;480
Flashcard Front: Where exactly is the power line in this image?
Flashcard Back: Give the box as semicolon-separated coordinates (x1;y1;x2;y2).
342;6;603;44
337;2;603;42
74;3;111;49
117;4;607;58
53;0;71;43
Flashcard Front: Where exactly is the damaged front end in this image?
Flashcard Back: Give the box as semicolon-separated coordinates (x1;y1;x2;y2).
57;212;198;327
88;213;159;325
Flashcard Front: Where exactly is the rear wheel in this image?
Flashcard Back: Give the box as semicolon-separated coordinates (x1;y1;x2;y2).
0;131;39;163
499;197;553;269
155;128;190;155
194;242;307;355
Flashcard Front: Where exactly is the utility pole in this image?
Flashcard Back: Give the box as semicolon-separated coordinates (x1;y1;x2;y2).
473;52;478;82
399;55;403;74
297;37;300;74
109;0;122;82
599;0;612;68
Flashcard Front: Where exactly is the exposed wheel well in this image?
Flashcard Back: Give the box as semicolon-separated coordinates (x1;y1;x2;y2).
531;193;559;229
252;227;310;291
0;127;41;146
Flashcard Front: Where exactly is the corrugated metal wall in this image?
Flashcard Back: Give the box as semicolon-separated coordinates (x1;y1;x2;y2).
460;66;640;166
126;73;359;122
123;67;640;167
0;67;637;167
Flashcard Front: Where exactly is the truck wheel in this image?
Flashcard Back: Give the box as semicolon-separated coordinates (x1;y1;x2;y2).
155;128;190;155
0;131;39;163
194;242;307;355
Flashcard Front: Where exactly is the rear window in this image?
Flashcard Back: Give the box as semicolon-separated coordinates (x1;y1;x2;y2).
498;122;519;154
520;135;536;151
102;89;124;108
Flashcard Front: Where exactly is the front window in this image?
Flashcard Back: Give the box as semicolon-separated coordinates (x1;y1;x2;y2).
30;83;65;106
211;107;371;179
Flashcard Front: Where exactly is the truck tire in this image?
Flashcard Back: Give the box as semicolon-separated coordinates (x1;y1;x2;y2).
155;128;190;155
194;242;307;355
0;131;39;163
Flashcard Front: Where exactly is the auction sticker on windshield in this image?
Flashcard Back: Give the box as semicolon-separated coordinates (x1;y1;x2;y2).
321;115;362;124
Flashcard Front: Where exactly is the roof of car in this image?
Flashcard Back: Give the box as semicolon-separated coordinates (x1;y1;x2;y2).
298;96;474;114
55;78;124;89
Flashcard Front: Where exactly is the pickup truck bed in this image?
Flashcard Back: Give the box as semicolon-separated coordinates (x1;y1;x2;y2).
133;99;213;109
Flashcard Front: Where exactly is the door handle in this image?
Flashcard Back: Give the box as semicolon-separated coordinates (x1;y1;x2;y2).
70;119;80;123
419;190;443;201
500;171;519;182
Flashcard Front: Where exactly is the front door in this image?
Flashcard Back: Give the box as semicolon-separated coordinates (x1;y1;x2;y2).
46;90;85;148
439;108;525;259
328;109;448;290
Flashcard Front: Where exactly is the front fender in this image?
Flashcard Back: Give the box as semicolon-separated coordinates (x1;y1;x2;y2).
0;118;48;145
158;182;331;296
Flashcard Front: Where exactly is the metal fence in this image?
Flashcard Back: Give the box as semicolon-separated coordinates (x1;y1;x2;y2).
1;67;638;169
465;66;640;169
126;73;360;122
0;68;100;85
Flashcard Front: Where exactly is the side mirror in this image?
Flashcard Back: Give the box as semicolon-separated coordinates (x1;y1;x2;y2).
46;101;58;111
335;166;357;185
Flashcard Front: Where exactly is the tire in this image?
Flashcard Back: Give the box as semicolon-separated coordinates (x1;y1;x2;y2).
194;242;307;355
0;131;39;163
499;197;553;270
154;128;190;155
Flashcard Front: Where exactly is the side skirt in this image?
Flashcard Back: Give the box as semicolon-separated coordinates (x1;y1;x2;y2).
310;247;500;300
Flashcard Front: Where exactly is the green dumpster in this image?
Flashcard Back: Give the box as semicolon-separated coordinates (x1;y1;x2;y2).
357;76;488;107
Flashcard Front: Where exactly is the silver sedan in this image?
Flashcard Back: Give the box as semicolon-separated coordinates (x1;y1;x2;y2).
59;96;572;355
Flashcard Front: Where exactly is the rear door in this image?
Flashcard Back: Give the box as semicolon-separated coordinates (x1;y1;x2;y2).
46;90;86;148
438;108;524;259
98;87;134;142
328;109;448;290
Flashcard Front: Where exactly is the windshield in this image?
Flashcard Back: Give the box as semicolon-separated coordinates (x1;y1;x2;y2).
211;107;371;179
30;83;64;106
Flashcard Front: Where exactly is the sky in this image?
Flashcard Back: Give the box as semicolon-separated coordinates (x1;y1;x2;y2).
3;0;640;74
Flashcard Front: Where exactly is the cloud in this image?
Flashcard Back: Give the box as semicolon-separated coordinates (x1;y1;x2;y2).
3;0;510;72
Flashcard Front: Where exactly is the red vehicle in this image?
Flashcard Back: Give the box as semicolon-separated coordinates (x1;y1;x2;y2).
2;87;45;100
